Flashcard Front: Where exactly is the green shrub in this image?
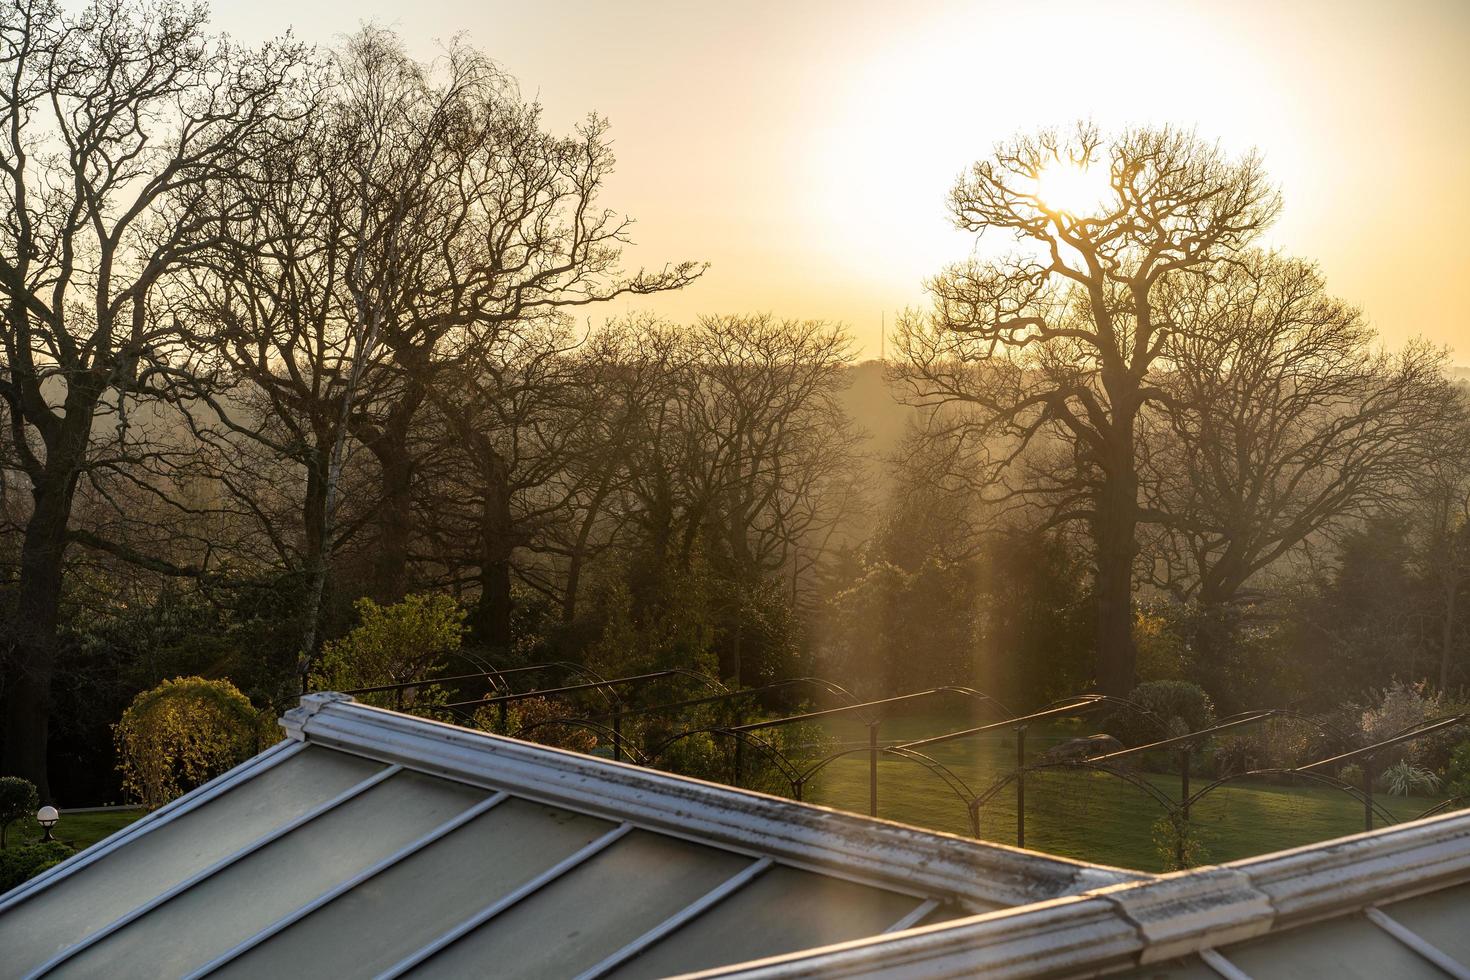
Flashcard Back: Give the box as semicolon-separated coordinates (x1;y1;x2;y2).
0;777;39;849
0;840;73;891
1380;760;1440;797
481;696;599;754
1152;813;1209;871
1442;740;1470;799
310;594;466;713
1210;735;1267;779
1109;680;1216;747
114;676;266;810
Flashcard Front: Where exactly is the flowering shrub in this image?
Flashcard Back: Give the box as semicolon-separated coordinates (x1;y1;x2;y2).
1359;681;1439;757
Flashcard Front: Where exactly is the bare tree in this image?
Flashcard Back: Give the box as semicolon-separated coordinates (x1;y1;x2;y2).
688;315;860;591
0;0;302;792
1406;402;1470;690
898;123;1279;695
331;31;702;603
1142;252;1458;618
416;318;589;648
617;314;860;682
550;319;685;625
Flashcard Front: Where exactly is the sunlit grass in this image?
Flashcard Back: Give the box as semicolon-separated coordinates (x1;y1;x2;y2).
798;708;1445;872
7;722;1448;876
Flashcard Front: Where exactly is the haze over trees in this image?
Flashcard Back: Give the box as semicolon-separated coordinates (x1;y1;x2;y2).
0;1;1466;802
897;123;1460;698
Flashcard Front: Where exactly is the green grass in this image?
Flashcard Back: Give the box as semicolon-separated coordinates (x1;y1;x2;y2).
0;710;1451;875
6;808;143;853
794;706;1450;872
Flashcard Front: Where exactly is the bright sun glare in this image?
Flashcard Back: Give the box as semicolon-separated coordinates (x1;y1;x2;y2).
1033;162;1113;217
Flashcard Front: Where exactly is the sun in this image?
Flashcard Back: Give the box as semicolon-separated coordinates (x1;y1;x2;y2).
1033;161;1113;217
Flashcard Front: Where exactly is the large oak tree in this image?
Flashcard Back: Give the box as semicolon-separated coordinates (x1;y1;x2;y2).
0;0;302;793
899;123;1278;695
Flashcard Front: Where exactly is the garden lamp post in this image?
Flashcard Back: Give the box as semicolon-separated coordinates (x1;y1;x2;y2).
36;805;59;842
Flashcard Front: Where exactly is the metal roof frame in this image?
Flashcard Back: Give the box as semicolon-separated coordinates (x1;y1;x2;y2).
686;801;1470;978
276;693;1138;910
9;693;1466;979
0;693;1143;980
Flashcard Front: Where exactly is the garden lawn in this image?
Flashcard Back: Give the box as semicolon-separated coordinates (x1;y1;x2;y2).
798;707;1447;873
7;808;142;854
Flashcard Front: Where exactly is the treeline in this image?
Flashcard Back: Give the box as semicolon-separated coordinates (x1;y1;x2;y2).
2;3;1467;804
825;123;1469;716
0;7;862;798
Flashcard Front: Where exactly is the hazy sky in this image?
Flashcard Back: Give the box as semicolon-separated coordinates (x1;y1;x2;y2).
207;0;1470;359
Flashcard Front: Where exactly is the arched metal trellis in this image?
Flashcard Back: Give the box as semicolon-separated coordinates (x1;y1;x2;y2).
969;757;1182;852
514;675;866;762
792;742;979;824
439;677;1469;870
1183;767;1400;835
510;716;652;767
644;726;806;796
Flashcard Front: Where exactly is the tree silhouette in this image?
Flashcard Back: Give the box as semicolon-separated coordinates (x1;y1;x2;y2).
899;123;1278;695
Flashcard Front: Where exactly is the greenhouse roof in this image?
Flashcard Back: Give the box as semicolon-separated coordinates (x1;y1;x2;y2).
689;797;1470;979
0;692;1135;979
5;693;1469;978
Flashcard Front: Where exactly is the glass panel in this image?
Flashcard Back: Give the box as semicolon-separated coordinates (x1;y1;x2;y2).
607;865;920;979
913;901;964;929
1120;954;1238;979
1223;913;1449;979
51;770;485;979
410;830;752;978
0;747;382;971
1383;883;1470;962
216;796;616;979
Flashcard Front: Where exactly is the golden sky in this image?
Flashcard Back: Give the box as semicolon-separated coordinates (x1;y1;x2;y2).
211;0;1470;360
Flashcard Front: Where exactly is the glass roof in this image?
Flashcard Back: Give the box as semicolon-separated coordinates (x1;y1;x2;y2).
1121;890;1470;980
0;742;957;979
30;695;1457;980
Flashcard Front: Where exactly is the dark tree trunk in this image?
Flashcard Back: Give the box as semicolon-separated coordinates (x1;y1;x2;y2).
296;446;333;687
1441;576;1457;692
363;392;422;604
2;473;78;800
474;556;513;653
1093;450;1139;698
373;443;414;602
471;455;516;651
561;481;615;623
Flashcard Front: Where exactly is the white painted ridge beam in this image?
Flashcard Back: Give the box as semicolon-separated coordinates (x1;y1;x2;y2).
283;695;1136;909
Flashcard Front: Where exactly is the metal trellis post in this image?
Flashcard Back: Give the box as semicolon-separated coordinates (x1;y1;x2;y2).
1178;746;1192;868
1364;759;1375;832
1016;724;1027;849
612;707;623;762
869;721;880;817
